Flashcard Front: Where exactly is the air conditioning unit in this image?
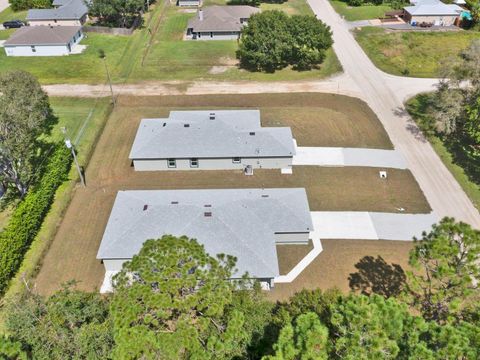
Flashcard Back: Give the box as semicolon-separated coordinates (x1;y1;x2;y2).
244;165;253;176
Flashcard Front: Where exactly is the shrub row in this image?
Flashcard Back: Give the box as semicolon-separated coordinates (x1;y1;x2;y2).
0;144;72;294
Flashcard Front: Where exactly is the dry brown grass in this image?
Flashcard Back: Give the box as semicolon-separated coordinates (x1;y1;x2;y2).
33;94;427;296
277;241;314;275
269;239;414;302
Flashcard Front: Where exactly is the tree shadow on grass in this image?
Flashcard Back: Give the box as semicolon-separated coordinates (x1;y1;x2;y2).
348;255;406;298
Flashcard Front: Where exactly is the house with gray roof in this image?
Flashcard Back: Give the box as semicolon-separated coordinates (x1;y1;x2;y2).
97;188;313;292
27;0;88;26
129;110;295;172
186;5;260;40
404;0;463;26
4;26;83;56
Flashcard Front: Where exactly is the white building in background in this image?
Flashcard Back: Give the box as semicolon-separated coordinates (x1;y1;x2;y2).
96;188;314;292
3;26;84;57
129;110;295;172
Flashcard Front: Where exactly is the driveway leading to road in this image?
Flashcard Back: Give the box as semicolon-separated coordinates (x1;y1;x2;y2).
308;0;480;228
311;211;437;240
294;147;407;169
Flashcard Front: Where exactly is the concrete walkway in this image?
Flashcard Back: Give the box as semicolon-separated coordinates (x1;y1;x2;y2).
293;147;407;169
311;211;438;240
308;0;480;229
274;236;323;283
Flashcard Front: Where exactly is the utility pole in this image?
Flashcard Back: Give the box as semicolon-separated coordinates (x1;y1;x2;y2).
99;49;115;105
61;127;85;187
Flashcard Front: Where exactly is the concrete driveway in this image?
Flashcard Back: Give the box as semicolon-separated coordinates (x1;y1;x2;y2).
310;211;438;240
308;0;480;228
293;147;407;169
0;0;9;14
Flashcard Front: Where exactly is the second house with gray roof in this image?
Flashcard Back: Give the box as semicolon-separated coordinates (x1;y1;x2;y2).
27;0;89;26
186;5;260;40
129;110;295;172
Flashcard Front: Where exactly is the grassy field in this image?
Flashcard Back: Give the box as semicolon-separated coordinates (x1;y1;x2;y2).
270;239;413;301
0;0;341;84
355;27;480;77
0;33;134;84
0;97;112;331
128;0;341;82
407;94;480;211
31;93;428;296
0;7;27;23
330;1;392;21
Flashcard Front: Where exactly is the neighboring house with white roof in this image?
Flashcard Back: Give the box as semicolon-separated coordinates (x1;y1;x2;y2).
178;0;201;7
404;0;463;26
186;5;260;40
97;188;314;292
129;110;295;172
3;26;83;56
27;0;88;26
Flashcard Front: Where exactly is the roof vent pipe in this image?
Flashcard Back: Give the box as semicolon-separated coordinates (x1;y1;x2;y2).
199;9;203;21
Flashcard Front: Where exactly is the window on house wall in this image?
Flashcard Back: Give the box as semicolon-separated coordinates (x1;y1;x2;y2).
190;158;199;168
233;157;241;164
168;159;176;168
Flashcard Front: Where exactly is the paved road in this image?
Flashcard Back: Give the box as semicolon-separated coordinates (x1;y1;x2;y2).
308;0;480;228
293;147;407;169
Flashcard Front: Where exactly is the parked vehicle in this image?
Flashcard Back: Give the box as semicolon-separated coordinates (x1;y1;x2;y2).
3;20;24;29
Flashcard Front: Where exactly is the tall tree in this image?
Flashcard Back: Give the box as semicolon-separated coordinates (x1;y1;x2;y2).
264;312;329;360
287;15;333;70
6;285;113;360
0;70;55;197
237;10;292;72
88;0;145;28
405;218;480;323
110;235;252;360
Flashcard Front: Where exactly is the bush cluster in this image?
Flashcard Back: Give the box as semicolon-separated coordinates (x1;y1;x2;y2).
237;11;333;72
0;144;71;294
9;0;52;12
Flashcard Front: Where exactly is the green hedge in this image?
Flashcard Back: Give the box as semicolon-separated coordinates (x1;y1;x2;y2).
0;144;71;294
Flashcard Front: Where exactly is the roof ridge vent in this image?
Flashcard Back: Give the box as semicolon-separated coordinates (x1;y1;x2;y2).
184;124;190;128
209;113;216;120
171;201;179;205
204;204;212;207
204;211;212;217
249;131;255;136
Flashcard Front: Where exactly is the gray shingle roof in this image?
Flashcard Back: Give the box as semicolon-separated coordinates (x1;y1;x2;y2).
129;110;295;159
187;5;260;32
27;0;88;21
97;189;313;279
404;0;462;15
4;26;81;46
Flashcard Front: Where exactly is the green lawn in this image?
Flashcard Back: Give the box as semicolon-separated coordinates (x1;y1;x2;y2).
0;7;27;23
0;32;133;84
260;0;313;15
355;27;480;77
406;94;480;211
128;1;341;82
330;1;392;21
0;0;342;84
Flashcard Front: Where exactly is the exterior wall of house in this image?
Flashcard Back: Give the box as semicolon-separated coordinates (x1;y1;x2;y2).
132;156;293;171
187;31;240;40
28;14;88;26
274;232;310;244
4;30;83;56
405;12;458;25
178;0;200;6
103;259;128;272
